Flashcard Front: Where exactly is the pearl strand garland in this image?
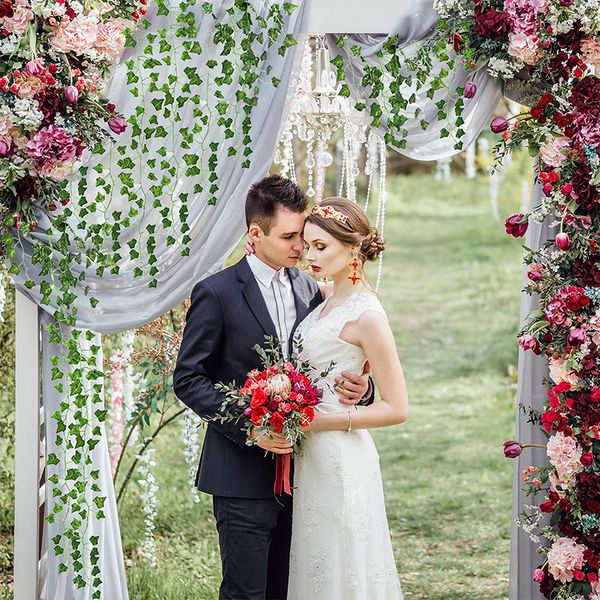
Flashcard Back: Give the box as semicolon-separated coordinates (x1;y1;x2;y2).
375;139;387;291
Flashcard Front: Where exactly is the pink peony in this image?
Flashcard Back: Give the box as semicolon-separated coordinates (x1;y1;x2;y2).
51;15;98;55
508;33;542;65
546;431;583;484
582;38;600;71
539;136;570;168
26;125;79;164
38;160;77;181
94;18;131;59
548;357;580;388
572;109;600;147
547;537;586;583
1;0;33;35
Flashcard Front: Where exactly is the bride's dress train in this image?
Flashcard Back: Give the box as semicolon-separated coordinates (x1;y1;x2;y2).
287;290;403;600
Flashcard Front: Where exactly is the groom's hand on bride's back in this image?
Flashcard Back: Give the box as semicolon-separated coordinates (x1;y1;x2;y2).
336;361;371;405
248;428;293;454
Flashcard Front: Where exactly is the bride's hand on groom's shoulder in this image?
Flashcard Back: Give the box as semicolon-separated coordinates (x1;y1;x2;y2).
248;428;293;454
335;362;371;405
244;232;255;256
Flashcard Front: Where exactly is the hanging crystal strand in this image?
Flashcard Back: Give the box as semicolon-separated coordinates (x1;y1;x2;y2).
465;139;476;179
375;139;387;292
314;137;331;204
306;134;315;197
343;125;354;201
364;130;379;213
337;135;346;198
179;411;202;503
137;442;158;566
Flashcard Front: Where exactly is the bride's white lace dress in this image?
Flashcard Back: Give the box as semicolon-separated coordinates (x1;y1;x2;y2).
287;290;403;600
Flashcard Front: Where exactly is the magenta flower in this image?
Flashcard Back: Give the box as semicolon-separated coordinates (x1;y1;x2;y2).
464;82;477;99
108;116;127;134
532;568;545;583
64;85;79;104
555;233;571;250
26;125;78;164
0;140;9;156
491;116;509;133
503;440;522;458
505;213;528;237
567;328;586;347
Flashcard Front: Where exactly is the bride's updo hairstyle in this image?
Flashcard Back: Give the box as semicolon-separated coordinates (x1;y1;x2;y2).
306;197;385;262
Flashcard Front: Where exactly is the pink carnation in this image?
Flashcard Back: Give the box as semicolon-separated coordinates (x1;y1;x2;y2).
548;357;580;388
1;0;33;35
26;125;80;165
582;38;600;71
51;15;98;55
546;431;583;484
94;18;131;59
547;537;586;583
539;136;570;168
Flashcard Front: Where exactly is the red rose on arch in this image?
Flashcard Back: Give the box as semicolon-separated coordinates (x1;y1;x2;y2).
570;75;600;113
577;472;600;514
474;5;510;39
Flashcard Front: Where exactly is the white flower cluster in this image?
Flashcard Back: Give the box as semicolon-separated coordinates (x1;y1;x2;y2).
11;97;44;132
486;57;522;80
137;443;158;567
432;0;471;19
547;0;600;35
179;411;202;504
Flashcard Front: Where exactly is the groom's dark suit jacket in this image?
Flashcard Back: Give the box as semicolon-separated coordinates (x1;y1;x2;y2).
173;257;323;498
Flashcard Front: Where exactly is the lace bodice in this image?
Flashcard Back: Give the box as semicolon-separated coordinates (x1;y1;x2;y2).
293;290;387;411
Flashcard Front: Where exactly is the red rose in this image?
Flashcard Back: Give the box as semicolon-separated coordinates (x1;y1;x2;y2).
540;501;555;513
558;498;572;512
572;165;599;211
251;406;268;426
250;387;268;409
269;412;285;433
577;472;600;513
581;451;594;466
299;406;315;426
570;75;600;113
574;570;585;581
474;5;510;39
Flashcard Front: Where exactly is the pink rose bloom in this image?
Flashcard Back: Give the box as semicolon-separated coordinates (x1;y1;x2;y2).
539;136;570;168
38;160;76;181
572;109;600;147
548;357;580;388
547;537;586;583
26;125;79;164
94;18;131;59
2;0;33;35
582;38;600;71
15;74;46;99
546;432;583;484
508;33;542;65
51;15;98;55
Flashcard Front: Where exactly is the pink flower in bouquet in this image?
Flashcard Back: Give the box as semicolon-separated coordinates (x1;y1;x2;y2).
51;15;99;55
15;73;46;99
64;85;79;104
549;358;580;388
508;33;542;65
463;82;477;99
491;116;509;133
108;116;127;134
571;110;600;147
505;212;528;237
547;432;584;484
26;125;79;164
567;327;587;347
555;233;571;250
503;440;522;458
547;537;586;583
519;334;540;354
24;58;45;76
581;38;600;71
94;18;131;59
532;568;545;583
539;136;570;168
2;0;33;35
38;160;77;181
589;310;600;345
0;140;10;156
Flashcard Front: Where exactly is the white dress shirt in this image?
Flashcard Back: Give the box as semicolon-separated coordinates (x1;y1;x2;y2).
246;254;297;358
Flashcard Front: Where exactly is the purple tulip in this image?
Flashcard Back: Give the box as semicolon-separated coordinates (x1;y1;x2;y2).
108;116;127;134
0;140;9;157
567;328;586;347
464;82;477;99
505;213;528;237
490;116;509;133
503;440;522;458
532;569;545;583
24;58;44;76
64;85;79;104
555;232;571;250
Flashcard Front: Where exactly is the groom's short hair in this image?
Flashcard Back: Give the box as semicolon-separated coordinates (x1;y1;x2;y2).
245;175;307;234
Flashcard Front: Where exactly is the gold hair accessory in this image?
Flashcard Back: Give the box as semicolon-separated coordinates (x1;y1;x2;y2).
310;204;348;223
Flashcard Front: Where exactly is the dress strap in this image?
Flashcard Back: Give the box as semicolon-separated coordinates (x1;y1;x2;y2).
330;292;387;338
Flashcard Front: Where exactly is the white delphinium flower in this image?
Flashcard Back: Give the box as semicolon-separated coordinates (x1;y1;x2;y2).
179;411;202;503
12;97;44;131
69;0;84;14
487;57;522;79
137;443;158;567
433;0;470;19
0;35;20;55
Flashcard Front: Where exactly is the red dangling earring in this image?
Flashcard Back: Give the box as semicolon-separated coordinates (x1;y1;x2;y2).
348;250;361;285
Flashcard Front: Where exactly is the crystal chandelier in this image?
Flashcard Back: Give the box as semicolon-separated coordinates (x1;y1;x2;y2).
274;34;388;289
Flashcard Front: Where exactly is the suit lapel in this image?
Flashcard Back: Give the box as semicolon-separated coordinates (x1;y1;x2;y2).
236;258;278;340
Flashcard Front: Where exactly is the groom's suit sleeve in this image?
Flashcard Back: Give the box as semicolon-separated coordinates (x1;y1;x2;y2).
173;280;247;449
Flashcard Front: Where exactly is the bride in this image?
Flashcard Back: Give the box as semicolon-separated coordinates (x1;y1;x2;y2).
288;197;408;600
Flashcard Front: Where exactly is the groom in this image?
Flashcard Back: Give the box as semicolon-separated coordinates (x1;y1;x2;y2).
173;175;372;600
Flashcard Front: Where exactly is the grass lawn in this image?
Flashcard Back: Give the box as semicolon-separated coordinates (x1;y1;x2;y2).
119;163;528;599
0;158;530;599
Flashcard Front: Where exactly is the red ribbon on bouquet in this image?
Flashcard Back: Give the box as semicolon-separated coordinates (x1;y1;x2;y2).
274;454;292;496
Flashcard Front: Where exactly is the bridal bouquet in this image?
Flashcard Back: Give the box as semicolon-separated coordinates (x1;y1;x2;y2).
215;336;332;495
